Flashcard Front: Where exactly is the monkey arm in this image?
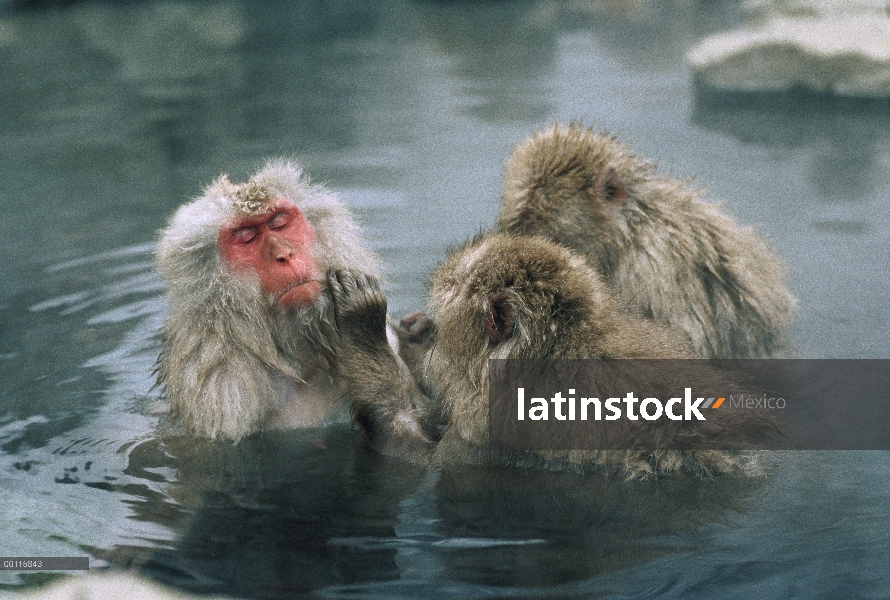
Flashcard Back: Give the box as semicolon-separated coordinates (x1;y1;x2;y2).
327;269;438;456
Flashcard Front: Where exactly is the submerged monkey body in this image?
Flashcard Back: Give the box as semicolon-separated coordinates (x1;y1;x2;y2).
499;124;796;359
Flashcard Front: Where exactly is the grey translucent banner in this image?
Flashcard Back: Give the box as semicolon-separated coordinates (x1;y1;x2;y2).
489;360;890;451
0;557;89;570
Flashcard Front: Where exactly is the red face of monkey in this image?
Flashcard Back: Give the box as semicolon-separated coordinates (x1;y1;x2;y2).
218;198;323;309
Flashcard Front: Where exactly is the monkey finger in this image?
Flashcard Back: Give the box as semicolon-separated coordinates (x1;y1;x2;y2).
360;272;380;291
359;273;386;307
407;313;434;344
400;311;424;328
334;269;356;293
346;270;374;292
326;268;344;302
326;267;339;287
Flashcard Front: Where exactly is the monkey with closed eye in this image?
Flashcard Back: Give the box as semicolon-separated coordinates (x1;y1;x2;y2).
155;160;433;450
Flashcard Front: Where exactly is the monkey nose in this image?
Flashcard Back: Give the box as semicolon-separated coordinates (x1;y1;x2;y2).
274;247;293;262
267;238;295;263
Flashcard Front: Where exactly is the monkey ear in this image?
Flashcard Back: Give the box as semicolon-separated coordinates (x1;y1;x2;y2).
484;293;514;343
594;170;627;207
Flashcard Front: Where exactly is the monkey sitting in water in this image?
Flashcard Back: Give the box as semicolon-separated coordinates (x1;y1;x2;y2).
497;123;796;359
403;233;771;478
155;160;431;448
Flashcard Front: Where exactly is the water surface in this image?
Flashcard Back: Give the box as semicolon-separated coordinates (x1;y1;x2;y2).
1;1;888;598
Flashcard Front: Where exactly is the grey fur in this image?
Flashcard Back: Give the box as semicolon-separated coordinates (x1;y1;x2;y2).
155;159;381;440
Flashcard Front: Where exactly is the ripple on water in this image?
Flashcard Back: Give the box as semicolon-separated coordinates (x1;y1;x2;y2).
1;241;175;585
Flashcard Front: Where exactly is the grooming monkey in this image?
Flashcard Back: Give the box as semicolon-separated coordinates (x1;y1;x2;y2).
418;233;770;478
498;124;796;359
155;160;430;447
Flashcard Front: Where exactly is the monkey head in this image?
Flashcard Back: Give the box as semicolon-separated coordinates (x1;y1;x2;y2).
497;123;796;359
157;160;381;314
155;160;383;440
497;124;649;277
424;233;622;445
429;233;613;363
218;196;322;310
424;232;695;449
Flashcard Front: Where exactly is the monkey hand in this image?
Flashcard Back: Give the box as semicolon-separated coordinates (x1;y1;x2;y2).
327;269;437;456
399;311;436;345
392;310;436;382
327;268;389;353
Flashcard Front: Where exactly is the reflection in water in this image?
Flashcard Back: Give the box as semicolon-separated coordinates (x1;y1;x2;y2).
0;243;165;585
412;1;556;121
91;430;428;598
69;1;247;166
568;0;743;73
0;0;889;598
429;465;764;588
692;89;890;202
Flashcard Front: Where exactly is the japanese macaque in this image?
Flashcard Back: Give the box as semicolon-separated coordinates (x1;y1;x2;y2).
497;123;796;359
419;233;770;478
155;160;430;446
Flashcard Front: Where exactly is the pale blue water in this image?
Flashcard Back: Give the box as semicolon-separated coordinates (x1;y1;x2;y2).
0;1;888;598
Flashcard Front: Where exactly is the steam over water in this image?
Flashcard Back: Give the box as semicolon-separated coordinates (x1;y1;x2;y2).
0;1;888;598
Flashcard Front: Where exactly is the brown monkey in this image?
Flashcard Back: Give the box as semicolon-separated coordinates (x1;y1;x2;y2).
420;232;769;478
498;123;796;359
155;160;430;446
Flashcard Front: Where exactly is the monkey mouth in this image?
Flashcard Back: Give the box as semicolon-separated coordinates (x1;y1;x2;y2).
275;278;325;307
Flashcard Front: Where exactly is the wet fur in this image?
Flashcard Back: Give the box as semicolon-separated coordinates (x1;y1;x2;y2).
155;160;382;440
422;233;765;478
498;124;796;359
